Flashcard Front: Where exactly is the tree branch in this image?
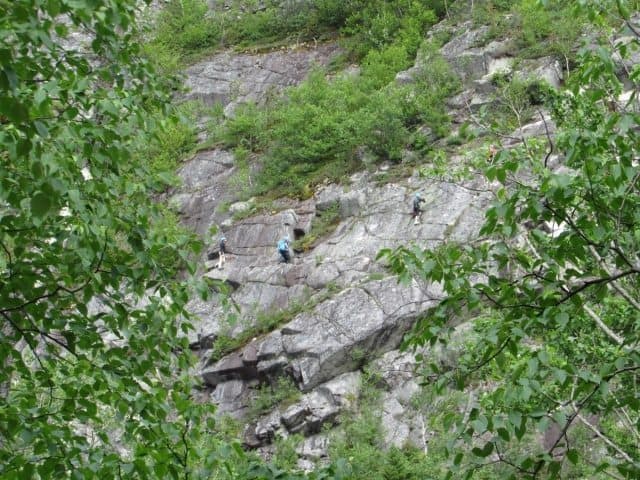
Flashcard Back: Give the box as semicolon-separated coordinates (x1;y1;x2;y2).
574;411;635;464
537;108;555;168
588;245;640;313
583;304;624;345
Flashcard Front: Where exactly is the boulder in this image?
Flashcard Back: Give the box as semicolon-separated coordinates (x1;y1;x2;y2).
395;65;423;85
297;433;330;460
515;57;563;89
439;23;491;82
507;113;557;143
254;409;283;444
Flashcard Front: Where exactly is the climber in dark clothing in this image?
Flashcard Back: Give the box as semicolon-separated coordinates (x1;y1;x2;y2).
218;235;226;269
278;235;291;263
412;193;425;225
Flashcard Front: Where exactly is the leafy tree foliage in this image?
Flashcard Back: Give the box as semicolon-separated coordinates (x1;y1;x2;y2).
381;1;640;478
0;1;224;478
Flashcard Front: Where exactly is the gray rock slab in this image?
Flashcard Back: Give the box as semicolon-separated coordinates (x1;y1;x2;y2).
185;296;225;347
439;23;491;82
231;282;309;314
371;349;421;406
318;371;361;406
281;402;311;432
281;389;339;435
257;332;284;361
254;408;283;444
508;115;557;143
183;43;341;108
172;149;237;235
211;379;250;418
306;262;340;289
439;22;490;57
311;180;483;261
297;433;330;460
395;65;423;85
202;348;260;387
381;396;411;448
196;168;490;385
249;371;360;446
275;284;432;391
209;210;301;261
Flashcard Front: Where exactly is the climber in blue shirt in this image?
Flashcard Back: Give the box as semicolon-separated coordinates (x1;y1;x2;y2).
278;235;291;263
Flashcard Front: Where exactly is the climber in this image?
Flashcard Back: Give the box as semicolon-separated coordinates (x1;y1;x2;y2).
218;235;227;269
277;235;291;263
412;193;425;225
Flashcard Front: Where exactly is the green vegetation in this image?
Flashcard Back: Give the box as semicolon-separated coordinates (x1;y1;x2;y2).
272;433;305;472
466;0;587;62
294;201;341;252
143;0;449;72
380;1;640;478
249;376;302;419
133;101;200;186
143;0;221;71
511;0;584;59
218;43;459;198
209;304;302;364
0;1;216;478
143;0;458;201
7;0;640;478
326;370;497;480
479;75;554;134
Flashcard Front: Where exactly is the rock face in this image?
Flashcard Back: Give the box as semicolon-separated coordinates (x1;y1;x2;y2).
190;170;491;363
439;22;493;82
171;149;236;236
174;42;341;236
172;14;571;465
183;43;341;114
188;166;495;454
243;372;361;448
437;20;564;123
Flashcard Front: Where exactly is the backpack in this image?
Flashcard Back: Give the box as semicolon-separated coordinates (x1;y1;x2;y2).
277;239;288;252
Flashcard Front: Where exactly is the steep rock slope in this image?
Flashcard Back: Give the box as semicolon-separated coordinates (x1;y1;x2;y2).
174;18;568;466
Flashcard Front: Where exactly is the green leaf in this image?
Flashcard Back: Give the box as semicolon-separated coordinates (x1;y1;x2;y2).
31;192;52;218
567;449;579;465
471;442;494;458
548;460;561;477
553;410;566;428
0;96;29;122
471;415;488;434
552;368;567;384
616;0;631;19
34;120;49;138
